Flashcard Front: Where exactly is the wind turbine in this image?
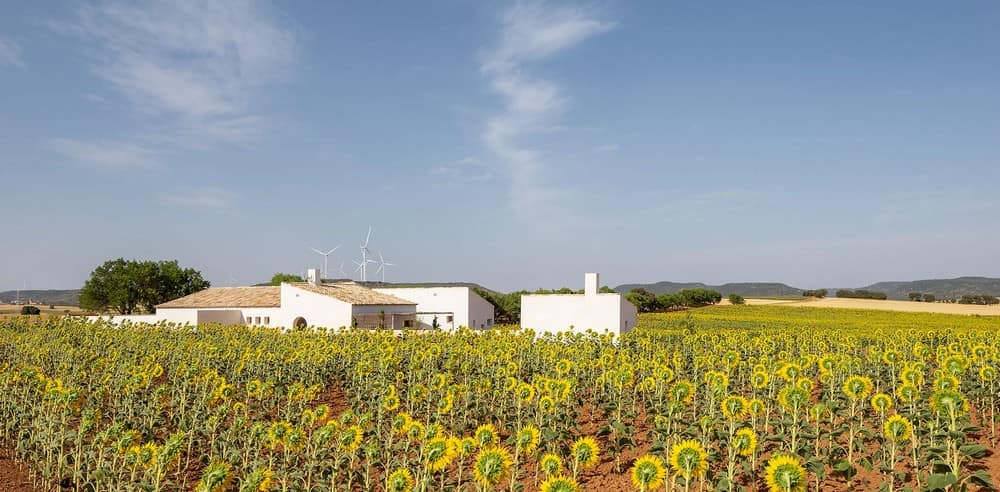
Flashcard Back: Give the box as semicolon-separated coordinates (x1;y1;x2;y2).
356;226;375;281
336;261;347;277
310;245;340;279
375;252;395;282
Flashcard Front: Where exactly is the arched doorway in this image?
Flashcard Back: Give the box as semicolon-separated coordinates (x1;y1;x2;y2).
293;317;307;329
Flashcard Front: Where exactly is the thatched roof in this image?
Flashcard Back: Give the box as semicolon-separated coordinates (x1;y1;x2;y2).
157;287;281;309
288;282;416;306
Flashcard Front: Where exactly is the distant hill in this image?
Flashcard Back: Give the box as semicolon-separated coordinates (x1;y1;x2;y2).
0;289;80;306
614;281;803;297
861;277;1000;300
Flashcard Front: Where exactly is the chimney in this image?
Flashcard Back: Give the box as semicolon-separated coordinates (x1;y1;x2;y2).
585;272;599;296
306;268;321;286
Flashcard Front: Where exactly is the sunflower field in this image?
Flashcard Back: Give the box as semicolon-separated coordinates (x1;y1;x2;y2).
0;305;998;491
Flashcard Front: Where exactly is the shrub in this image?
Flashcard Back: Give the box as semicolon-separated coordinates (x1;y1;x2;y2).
20;306;41;315
728;294;746;305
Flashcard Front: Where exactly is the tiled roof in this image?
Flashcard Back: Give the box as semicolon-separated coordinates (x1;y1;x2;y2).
288;282;416;306
156;287;281;309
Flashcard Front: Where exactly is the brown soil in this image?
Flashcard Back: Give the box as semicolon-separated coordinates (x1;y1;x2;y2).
0;448;44;492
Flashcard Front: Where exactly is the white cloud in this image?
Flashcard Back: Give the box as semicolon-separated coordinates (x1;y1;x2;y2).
0;38;23;67
56;0;297;142
48;138;158;169
480;2;614;217
157;186;237;209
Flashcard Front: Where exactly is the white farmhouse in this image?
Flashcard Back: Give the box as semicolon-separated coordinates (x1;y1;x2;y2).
372;286;495;329
520;273;638;335
91;269;418;330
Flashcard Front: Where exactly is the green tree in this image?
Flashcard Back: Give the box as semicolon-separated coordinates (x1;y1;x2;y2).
79;259;209;314
270;272;304;285
626;288;657;313
20;306;41;315
728;294;746;305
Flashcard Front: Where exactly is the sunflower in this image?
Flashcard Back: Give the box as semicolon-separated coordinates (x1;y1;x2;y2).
720;395;749;420
539;453;563;477
980;366;997;383
195;462;233;492
669;439;708;480
436;394;453;415
555;358;573;376
930;389;968;417
571;437;600;469
238;468;274;492
473;447;513;487
777;385;809;413
382;394;400;412
732;427;758;457
283;427;305;451
842;375;873;401
266;421;292;448
385;468;415;492
751;371;770;390
777;362;801;383
474;423;499;448
669;380;696;406
895;384;919;404
423;436;458;472
763;454;807;492
900;368;923;387
943;355;969;376
392;413;411;436
338;425;363;453
539;395;556;414
516;425;541;454
870;393;893;414
539;475;580;492
748;398;766;418
883;414;913;442
933;375;961;391
631;454;666;491
516;382;536;403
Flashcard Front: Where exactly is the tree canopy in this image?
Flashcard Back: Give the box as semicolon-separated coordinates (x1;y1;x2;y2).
79;259;209;314
269;273;304;286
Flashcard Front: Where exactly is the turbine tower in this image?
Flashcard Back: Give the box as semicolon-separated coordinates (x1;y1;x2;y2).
310;245;340;279
375;252;396;282
355;226;375;281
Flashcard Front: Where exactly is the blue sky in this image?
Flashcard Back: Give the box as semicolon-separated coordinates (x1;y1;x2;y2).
1;1;998;292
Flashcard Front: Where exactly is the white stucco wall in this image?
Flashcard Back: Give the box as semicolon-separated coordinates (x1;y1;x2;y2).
520;293;636;335
278;284;354;329
372;287;495;329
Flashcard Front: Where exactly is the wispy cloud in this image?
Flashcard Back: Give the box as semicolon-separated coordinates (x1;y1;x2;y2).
48;138;158;169
0;38;23;67
157;186;237;210
480;2;614;218
429;157;495;186
54;0;297;143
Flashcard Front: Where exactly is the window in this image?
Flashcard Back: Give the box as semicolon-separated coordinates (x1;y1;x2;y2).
255;316;261;324
487;318;493;326
263;317;270;325
246;316;253;325
403;320;414;328
446;315;453;323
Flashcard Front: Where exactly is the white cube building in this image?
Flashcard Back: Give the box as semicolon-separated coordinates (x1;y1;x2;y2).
372;286;495;329
520;273;638;335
